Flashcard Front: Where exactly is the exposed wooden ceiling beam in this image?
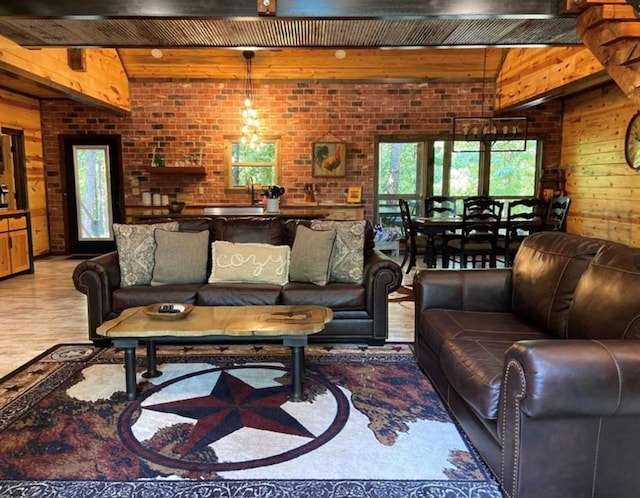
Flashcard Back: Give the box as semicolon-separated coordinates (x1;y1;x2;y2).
0;0;565;18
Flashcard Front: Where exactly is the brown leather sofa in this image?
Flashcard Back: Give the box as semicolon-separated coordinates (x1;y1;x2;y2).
73;216;403;345
414;231;640;498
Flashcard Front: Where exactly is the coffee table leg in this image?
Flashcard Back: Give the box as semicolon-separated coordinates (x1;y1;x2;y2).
142;340;162;379
123;346;138;401
289;345;305;402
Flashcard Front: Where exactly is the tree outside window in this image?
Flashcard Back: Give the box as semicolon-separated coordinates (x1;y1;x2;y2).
224;137;280;191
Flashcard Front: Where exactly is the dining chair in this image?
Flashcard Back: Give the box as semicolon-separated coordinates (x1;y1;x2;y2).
398;198;427;273
423;196;456;267
497;197;547;266
545;195;571;231
446;198;504;268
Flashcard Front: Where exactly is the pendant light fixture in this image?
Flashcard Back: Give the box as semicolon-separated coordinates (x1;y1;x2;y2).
241;50;261;150
452;48;527;152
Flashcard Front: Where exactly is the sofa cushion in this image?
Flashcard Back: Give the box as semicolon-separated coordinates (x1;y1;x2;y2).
151;229;210;286
208;241;291;285
289;224;336;286
212;217;285;245
433;310;551;420
420;309;547;356
281;282;366;309
568;243;640;340
112;284;200;313
113;222;179;287
511;231;604;339
311;220;366;284
197;283;282;306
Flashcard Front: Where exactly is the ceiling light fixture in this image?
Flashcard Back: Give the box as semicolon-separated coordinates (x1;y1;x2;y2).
150;48;163;59
452;48;527;152
240;50;261;150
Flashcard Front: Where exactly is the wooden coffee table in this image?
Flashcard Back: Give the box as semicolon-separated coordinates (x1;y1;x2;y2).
96;304;333;402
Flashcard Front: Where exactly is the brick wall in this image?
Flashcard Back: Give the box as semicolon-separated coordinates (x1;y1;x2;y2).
40;80;562;253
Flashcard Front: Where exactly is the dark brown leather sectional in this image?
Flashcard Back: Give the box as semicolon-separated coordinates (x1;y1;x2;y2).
414;231;640;498
73;216;403;345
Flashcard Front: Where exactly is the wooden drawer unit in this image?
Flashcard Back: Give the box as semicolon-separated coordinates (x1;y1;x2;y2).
0;211;33;279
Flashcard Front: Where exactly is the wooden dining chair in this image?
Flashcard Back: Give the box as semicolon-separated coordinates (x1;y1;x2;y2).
497;197;547;266
545;195;571;231
398;198;427;273
446;198;504;268
423;196;456;267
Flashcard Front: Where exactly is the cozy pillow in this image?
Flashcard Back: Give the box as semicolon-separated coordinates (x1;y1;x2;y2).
208;241;290;285
310;220;366;284
151;229;210;286
114;222;179;287
289;224;336;286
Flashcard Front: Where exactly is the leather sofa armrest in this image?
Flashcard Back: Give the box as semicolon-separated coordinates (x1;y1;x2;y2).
413;268;512;312
501;339;640;419
72;251;121;341
499;339;640;498
363;248;403;343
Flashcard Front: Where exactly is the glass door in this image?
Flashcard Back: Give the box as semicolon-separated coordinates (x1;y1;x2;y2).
63;135;123;254
374;136;427;234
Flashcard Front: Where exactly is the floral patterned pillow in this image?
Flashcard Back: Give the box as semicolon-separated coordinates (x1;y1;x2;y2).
113;222;179;287
310;220;366;284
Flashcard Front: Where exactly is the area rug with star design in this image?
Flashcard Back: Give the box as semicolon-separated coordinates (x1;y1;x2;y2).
0;343;502;497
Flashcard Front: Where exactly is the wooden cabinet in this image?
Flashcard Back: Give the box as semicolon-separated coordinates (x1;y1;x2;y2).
0;211;33;279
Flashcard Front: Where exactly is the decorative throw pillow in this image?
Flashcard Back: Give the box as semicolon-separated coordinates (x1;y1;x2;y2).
114;222;180;287
289;224;336;286
151;229;210;286
310;220;366;284
208;241;291;285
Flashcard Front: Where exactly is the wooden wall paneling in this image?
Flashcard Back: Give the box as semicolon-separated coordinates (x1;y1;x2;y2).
0;35;130;114
495;47;608;111
0;89;49;256
561;83;640;245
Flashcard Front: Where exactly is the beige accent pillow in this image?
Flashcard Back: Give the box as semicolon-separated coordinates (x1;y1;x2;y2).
310;220;366;284
289;224;336;286
114;222;179;287
151;229;210;285
208;241;291;285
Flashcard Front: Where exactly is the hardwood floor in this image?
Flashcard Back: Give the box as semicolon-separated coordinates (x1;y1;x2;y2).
0;256;87;379
0;256;416;379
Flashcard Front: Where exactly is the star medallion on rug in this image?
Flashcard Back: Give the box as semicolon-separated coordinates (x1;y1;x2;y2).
0;343;502;498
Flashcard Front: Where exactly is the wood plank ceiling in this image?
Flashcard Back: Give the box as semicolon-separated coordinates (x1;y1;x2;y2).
0;0;584;98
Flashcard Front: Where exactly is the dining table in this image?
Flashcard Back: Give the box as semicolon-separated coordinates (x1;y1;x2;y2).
412;215;463;268
412;215;546;268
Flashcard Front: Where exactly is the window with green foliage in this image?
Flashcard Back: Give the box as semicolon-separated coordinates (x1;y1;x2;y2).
224;136;280;190
488;140;538;197
375;136;541;225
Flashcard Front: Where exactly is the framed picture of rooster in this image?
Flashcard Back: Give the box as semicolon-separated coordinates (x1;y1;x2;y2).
312;142;346;177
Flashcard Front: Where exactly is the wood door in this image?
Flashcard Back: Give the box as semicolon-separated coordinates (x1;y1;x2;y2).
0;231;10;278
9;228;30;273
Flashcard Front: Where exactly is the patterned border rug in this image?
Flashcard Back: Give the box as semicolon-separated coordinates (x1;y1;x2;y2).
0;343;502;498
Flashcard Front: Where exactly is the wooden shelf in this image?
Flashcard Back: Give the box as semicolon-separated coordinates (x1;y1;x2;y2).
146;166;206;175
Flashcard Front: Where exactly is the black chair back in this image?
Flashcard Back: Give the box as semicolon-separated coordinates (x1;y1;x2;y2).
447;198;503;268
398;198;422;273
424;196;456;217
546;195;570;231
502;197;547;265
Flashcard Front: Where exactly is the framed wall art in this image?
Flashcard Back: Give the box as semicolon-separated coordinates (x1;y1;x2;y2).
312;142;346;177
346;186;362;204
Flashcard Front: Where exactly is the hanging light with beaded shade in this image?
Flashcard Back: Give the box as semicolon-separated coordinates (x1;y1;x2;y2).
240;50;261;150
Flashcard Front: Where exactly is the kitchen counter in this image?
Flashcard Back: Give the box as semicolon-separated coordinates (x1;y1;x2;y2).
125;203;364;222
